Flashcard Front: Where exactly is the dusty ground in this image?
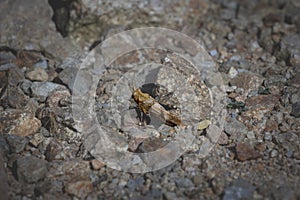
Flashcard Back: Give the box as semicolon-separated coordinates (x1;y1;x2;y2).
0;0;299;199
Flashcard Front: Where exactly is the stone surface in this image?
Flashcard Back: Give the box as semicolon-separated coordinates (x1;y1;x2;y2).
0;134;9;200
13;156;48;183
0;0;79;63
1;0;300;199
230;71;264;100
58;67;78;92
223;179;255;200
5;135;28;153
175;178;194;188
197;119;211;130
235;142;262;161
26;68;49;82
30;82;67;102
136;137;168;153
64;179;93;198
290;102;300;118
0;109;41;136
242;95;279;120
90;159;105;170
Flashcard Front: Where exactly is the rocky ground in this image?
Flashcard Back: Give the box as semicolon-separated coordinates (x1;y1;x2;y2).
0;0;299;199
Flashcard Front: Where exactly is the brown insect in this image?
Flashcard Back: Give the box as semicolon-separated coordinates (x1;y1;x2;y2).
132;88;184;127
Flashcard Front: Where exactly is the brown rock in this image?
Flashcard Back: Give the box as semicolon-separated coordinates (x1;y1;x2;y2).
242;95;279;120
288;75;300;87
217;132;229;145
90;159;105;170
235;142;262;161
128;137;145;152
46;89;71;110
45;139;63;161
65;179;93;198
230;72;264;92
255;142;266;152
136;137;168;153
264;118;278;132
0;109;41;136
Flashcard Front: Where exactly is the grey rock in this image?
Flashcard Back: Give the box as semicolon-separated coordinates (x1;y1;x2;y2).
175;178;194;188
0;135;9;200
223;179;255;200
224;119;248;142
280;34;300;66
40;127;50;137
13;156;48;183
20;79;33;95
0;0;79;63
58;67;78;92
127;177;144;191
59;67;94;94
290;102;300;118
30;82;67;102
145;188;162;199
33;60;48;69
5;135;28;153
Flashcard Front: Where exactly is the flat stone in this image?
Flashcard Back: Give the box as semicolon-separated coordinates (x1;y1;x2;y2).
13;156;48;183
65;179;93;198
30;82;67;102
0;109;41;136
26;68;49;81
235;142;262;161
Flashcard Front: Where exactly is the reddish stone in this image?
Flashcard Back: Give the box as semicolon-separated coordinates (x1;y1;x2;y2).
90;159;105;170
235;142;262;161
65;179;93;198
230;72;264;91
0;109;41;136
264;118;278;132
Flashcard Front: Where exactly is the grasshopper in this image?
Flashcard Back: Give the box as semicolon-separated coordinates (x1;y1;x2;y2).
132;86;184;127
